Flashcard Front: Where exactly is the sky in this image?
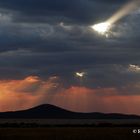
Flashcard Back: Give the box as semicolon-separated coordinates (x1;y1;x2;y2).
0;0;140;114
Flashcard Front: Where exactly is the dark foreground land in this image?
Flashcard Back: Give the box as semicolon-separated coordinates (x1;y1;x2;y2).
0;127;140;140
0;105;140;140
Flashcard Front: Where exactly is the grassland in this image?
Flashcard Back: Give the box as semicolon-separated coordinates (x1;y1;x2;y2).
0;127;139;140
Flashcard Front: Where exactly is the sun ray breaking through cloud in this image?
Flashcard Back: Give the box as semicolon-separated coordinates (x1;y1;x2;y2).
107;0;140;24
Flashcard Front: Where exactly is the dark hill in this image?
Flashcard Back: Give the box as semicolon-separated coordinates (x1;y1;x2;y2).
0;104;140;119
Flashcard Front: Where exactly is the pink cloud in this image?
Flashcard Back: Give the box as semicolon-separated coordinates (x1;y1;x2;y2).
0;76;140;115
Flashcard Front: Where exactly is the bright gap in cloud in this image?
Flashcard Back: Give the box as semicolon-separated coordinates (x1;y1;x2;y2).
91;22;111;35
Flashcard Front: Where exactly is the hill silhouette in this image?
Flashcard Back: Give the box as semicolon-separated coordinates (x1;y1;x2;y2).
0;104;140;119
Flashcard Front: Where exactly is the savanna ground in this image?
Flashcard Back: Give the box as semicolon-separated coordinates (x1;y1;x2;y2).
0;127;140;140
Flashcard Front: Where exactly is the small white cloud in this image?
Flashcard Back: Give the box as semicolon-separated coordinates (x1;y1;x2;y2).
128;64;140;72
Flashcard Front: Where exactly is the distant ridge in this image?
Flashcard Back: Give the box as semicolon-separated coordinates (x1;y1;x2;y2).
0;104;140;119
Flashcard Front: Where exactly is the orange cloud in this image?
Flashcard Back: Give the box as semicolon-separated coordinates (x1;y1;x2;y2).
47;86;140;114
0;76;140;115
0;76;59;111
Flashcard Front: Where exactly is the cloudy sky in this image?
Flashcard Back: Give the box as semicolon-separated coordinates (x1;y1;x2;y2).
0;0;140;114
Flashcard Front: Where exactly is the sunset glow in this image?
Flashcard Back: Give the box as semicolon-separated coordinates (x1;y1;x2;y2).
0;76;139;114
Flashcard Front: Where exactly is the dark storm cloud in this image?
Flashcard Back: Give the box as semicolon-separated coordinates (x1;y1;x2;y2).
0;0;129;24
0;0;139;95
